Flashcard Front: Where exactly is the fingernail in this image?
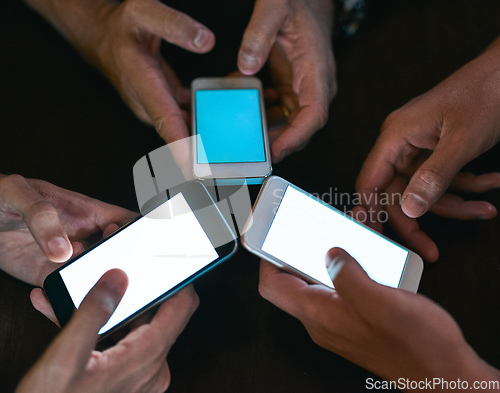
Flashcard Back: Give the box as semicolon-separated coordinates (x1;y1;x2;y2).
402;193;427;217
479;204;497;220
193;28;208;49
48;237;70;260
325;255;346;281
238;52;258;73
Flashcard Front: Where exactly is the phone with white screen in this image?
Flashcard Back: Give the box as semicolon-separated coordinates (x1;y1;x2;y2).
44;181;237;339
191;77;272;184
241;176;423;292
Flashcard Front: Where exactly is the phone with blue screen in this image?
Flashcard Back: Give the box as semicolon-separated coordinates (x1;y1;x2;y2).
191;77;272;184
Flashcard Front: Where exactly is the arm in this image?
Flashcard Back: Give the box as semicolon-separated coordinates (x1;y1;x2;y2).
259;248;500;389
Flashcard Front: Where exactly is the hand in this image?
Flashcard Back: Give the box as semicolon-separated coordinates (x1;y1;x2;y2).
24;0;216;143
259;248;500;386
19;270;199;393
237;0;337;163
356;38;500;261
0;174;136;286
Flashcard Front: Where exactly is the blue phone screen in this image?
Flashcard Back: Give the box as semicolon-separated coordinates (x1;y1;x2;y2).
196;89;265;163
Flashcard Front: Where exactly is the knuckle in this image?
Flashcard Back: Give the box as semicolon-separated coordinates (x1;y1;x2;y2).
24;200;58;222
120;0;142;24
166;9;191;29
31;182;62;205
290;103;329;148
169;286;200;317
380;109;404;134
154;117;167;136
307;326;331;350
43;363;67;387
243;30;271;56
154;113;184;142
416;168;448;192
0;173;25;190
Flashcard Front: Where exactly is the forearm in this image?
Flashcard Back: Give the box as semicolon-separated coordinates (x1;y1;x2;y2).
395;346;500;393
457;352;500;393
22;0;116;65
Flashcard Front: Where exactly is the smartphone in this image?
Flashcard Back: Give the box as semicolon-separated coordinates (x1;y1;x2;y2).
44;181;237;339
241;176;423;292
191;77;272;184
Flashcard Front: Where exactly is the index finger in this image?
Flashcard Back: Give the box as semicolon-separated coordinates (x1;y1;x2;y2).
128;55;190;144
40;270;128;379
125;0;215;53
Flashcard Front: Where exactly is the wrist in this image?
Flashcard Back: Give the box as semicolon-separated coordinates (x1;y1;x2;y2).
457;350;500;392
427;344;500;392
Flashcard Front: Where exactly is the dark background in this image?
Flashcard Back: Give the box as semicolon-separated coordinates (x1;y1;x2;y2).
1;0;499;392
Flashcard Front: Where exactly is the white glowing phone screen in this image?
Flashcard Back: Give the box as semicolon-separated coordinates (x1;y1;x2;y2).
60;193;218;334
261;186;408;288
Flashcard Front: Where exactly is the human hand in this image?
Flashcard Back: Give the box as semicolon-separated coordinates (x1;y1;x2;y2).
19;270;199;393
237;0;337;163
0;174;136;286
356;38;500;261
259;248;500;386
25;0;215;143
90;0;216;143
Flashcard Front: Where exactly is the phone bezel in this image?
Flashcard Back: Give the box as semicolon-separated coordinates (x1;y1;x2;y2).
241;176;423;293
44;181;237;339
191;77;272;180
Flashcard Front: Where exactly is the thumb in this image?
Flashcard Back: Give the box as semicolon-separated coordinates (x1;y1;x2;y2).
325;248;379;306
238;0;287;75
401;141;471;218
42;269;128;380
0;174;72;262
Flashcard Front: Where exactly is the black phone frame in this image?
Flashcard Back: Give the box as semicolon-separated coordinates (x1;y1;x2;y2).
44;180;237;340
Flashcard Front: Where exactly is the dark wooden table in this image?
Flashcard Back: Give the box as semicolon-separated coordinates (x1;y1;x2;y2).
1;0;499;392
